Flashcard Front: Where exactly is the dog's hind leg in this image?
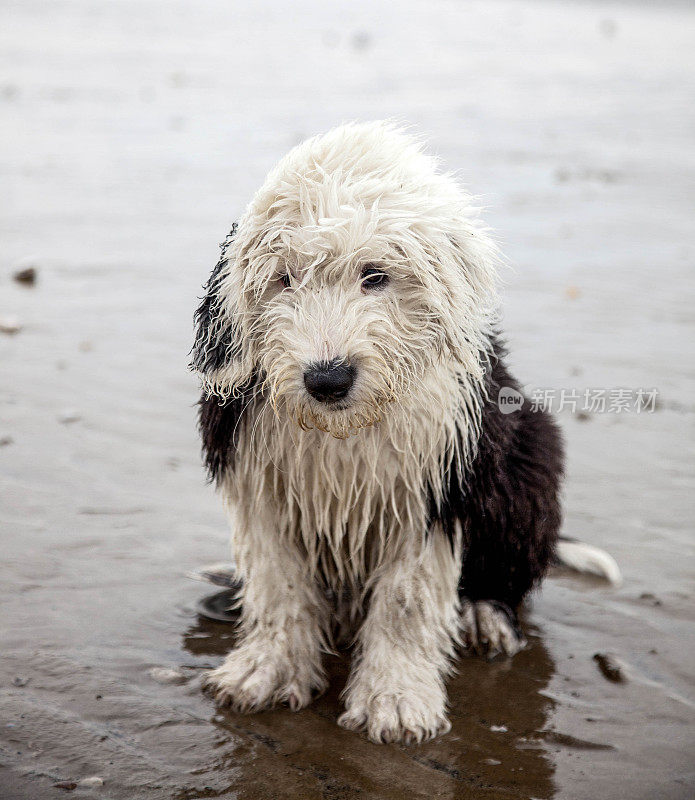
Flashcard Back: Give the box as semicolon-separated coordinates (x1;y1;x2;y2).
338;529;461;744
202;515;329;712
456;399;564;658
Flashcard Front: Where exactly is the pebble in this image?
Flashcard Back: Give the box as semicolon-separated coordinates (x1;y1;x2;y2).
13;266;37;285
593;652;626;683
12;676;29;687
58;410;82;425
490;724;508;732
639;592;662;607
54;781;77;791
0;316;22;335
148;667;188;685
0;436;13;447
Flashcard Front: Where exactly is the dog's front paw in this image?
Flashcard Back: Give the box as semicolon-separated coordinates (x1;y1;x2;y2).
338;678;450;744
460;599;526;658
202;642;322;713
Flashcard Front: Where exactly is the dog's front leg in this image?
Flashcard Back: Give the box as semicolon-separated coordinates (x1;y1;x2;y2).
339;530;461;744
203;522;328;712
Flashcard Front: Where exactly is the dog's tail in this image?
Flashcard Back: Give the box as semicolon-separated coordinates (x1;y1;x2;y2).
553;537;622;586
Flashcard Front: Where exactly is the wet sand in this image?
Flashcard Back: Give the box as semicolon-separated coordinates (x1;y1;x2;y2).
1;0;694;797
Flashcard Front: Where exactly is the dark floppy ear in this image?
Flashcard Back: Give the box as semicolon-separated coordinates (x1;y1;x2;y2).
192;223;259;481
189;223;245;388
198;386;256;483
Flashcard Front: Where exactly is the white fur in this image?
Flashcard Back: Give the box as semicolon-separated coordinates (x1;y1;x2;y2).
197;122;501;743
555;540;623;586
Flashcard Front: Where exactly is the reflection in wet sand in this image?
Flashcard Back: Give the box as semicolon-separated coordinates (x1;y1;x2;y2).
182;613;557;799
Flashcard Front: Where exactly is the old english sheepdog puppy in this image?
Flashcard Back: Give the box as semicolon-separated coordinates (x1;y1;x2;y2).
190;121;582;744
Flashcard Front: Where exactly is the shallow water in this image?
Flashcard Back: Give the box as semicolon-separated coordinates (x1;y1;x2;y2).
1;0;694;797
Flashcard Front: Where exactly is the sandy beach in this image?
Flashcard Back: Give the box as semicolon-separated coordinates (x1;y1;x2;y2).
1;1;694;797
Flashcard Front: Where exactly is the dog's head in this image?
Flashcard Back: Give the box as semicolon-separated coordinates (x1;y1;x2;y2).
192;122;498;438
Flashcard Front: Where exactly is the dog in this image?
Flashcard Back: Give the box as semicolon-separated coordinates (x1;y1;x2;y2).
190;121;595;744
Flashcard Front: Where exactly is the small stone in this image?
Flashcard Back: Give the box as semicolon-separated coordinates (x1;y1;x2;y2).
639;592;662;606
78;776;104;788
483;758;501;765
490;724;508;732
0;316;22;335
54;781;77;791
0;436;13;446
58;410;81;425
13;266;37;285
148;667;188;685
593;652;626;683
12;676;29;687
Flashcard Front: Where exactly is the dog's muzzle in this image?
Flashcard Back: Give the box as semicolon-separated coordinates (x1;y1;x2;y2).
303;359;355;404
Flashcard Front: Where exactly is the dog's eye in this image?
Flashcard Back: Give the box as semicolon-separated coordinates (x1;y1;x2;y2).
361;265;389;290
280;273;291;288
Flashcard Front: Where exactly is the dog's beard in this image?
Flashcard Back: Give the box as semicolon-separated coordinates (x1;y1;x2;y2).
263;357;406;439
268;380;394;439
288;394;389;439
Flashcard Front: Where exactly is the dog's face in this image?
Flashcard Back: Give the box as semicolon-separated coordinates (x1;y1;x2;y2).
241;221;460;438
192;123;498;438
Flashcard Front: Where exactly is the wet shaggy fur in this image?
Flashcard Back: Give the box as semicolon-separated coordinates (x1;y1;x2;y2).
200;341;563;611
433;342;563;610
191;122;564;744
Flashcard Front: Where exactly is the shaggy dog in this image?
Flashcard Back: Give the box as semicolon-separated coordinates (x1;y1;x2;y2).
190;122;567;744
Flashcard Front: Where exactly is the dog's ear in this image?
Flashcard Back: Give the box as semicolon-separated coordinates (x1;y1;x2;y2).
438;231;499;377
190;223;255;397
447;230;498;305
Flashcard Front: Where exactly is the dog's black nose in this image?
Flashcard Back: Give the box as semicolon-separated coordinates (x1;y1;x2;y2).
304;360;355;403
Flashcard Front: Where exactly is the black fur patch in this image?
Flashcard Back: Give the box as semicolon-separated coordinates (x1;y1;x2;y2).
430;338;564;609
192;223;263;483
190;223;242;375
198;377;258;484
